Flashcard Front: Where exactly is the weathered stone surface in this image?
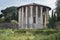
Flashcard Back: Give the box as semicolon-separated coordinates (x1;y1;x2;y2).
0;22;18;28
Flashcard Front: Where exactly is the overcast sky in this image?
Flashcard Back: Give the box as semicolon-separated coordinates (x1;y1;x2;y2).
0;0;56;14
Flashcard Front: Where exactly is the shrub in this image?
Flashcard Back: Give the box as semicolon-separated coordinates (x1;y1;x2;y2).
11;20;18;29
0;29;60;40
0;17;5;23
14;29;26;33
34;29;58;35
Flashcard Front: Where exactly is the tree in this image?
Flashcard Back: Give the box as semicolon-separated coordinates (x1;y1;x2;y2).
48;10;57;28
1;6;18;22
56;0;60;21
0;14;3;18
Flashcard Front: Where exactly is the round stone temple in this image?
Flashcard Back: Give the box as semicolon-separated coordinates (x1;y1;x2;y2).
17;3;51;29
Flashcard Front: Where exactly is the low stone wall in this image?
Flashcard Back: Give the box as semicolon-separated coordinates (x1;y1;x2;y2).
0;22;18;28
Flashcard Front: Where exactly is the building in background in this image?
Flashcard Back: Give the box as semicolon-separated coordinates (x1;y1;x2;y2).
17;3;51;29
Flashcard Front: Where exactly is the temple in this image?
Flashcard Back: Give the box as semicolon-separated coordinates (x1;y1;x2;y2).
17;3;51;29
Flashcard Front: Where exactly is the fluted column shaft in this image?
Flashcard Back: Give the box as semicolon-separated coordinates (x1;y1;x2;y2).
30;6;33;29
44;13;46;29
46;8;49;23
22;7;24;29
18;8;22;29
25;7;28;29
36;6;38;29
40;7;43;28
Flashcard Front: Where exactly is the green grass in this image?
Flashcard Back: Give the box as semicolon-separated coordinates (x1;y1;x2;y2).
0;29;60;40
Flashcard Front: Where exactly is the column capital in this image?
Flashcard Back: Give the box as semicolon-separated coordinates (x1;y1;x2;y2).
40;6;43;9
22;7;24;9
40;7;43;12
46;8;49;11
30;6;33;8
19;8;21;10
18;8;21;13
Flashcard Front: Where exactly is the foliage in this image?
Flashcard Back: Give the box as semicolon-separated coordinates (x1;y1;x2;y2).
11;20;18;29
0;17;5;23
11;20;18;24
1;6;18;22
56;0;60;21
48;10;57;28
34;29;57;35
0;14;3;18
0;29;60;40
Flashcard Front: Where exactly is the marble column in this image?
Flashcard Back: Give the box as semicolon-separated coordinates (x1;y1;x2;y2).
22;7;24;29
40;7;43;28
44;11;47;29
18;8;22;29
30;6;33;29
46;8;49;24
36;6;38;29
43;8;49;29
25;7;28;29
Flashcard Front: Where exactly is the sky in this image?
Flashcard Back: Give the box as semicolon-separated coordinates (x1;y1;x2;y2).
0;0;56;15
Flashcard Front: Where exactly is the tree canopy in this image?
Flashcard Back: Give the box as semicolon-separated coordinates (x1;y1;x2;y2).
1;6;18;22
56;0;60;21
0;14;3;18
48;10;57;28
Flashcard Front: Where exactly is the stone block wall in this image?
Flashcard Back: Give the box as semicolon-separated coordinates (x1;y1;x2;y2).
0;22;18;28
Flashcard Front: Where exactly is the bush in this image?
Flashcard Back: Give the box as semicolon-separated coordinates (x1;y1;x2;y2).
14;29;26;33
11;20;18;29
34;29;58;35
0;29;60;40
0;17;5;23
0;29;14;35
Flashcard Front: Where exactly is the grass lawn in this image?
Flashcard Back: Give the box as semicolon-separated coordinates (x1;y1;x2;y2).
0;29;60;40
